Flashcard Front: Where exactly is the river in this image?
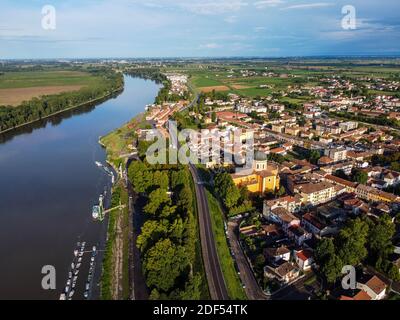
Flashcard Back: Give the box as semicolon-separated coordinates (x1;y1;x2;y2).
0;76;160;300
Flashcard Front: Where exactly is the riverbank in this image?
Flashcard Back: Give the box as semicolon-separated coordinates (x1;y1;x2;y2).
0;86;124;135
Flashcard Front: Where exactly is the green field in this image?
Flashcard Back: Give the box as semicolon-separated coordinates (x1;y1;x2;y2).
0;70;105;106
0;70;100;89
206;190;247;300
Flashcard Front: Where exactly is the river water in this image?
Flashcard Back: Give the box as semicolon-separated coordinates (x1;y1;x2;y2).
0;76;160;300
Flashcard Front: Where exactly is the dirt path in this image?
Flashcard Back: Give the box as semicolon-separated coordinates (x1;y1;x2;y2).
112;208;124;300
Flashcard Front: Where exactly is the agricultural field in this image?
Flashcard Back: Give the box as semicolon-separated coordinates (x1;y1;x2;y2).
0;70;103;106
183;61;400;99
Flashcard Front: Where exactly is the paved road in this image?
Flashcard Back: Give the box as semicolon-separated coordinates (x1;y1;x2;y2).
227;221;269;300
189;164;229;300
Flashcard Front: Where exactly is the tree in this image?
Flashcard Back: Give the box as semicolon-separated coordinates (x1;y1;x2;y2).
144;188;171;215
352;169;368;184
315;238;343;284
309;150;321;165
337;218;369;266
368;214;395;262
137;219;169;253
143;239;188;292
225;184;241;209
128;161;149;193
153;171;169;190
323;254;343;284
214;172;241;209
211;111;217;123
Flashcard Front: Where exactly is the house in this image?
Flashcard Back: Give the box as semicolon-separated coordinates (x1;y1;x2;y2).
295;250;314;271
264;246;291;263
263;196;302;216
264;261;300;284
339;290;372;301
288;226;312;246
301;212;328;236
357;275;387;300
269;207;300;233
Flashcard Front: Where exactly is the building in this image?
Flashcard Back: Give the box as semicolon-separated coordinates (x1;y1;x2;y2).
339;121;358;132
357;276;387;300
231;157;280;194
356;184;399;203
295;250;314;271
264;246;291;262
297;182;336;206
264;261;300;284
324;147;348;162
301;212;329;236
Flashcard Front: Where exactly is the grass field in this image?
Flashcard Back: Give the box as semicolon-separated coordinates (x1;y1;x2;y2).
0;70;103;106
206;190;247;300
183;63;400;99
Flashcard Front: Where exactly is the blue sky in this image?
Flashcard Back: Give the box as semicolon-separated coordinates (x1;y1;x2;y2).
0;0;399;59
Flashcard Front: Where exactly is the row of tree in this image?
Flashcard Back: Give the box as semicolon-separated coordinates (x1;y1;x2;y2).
128;160;204;299
0;68;123;132
315;215;399;284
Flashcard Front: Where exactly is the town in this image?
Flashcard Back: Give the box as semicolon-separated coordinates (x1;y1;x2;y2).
131;60;400;301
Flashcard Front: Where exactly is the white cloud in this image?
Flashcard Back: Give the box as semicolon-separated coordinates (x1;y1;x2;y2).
254;26;267;32
224;15;238;23
254;0;285;9
281;2;334;10
200;43;221;49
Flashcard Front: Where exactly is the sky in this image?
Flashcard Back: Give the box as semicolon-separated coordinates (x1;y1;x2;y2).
0;0;399;59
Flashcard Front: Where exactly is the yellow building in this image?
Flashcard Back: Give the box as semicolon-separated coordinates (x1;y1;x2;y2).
231;158;280;194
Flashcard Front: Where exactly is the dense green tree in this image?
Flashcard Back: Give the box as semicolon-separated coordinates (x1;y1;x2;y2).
337;218;369;266
137;220;169;253
143;239;188;292
315;238;343;284
352;169;368;184
368;214;395;261
309;150;321;165
144;188;171;215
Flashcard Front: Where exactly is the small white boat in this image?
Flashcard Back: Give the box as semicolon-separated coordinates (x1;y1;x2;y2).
69;290;75;298
72;281;76;289
85;283;90;291
59;294;67;301
71;263;75;269
84;291;89;299
74;270;79;276
91;257;95;262
73;276;78;282
74;250;79;257
78;257;82;263
65;286;70;293
66;280;71;287
68;272;72;279
95;161;102;167
92;246;97;252
76;263;81;269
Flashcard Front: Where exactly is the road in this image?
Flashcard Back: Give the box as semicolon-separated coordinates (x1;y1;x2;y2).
227;220;269;300
167;91;229;300
189;164;229;300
